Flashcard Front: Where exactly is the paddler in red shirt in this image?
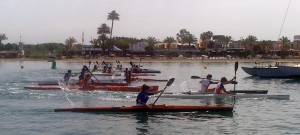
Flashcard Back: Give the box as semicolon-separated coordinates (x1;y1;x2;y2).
81;74;94;90
215;76;236;94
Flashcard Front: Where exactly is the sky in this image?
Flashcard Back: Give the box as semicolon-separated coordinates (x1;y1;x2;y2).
1;0;300;44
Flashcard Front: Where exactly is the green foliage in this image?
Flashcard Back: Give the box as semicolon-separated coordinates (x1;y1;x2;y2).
24;43;67;58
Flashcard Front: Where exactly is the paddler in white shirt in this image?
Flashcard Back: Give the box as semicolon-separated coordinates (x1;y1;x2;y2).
199;74;218;94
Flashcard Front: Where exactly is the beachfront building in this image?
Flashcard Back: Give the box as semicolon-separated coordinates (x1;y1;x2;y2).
294;35;300;42
129;41;148;54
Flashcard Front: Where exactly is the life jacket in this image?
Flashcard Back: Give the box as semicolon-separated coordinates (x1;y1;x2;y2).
215;82;224;94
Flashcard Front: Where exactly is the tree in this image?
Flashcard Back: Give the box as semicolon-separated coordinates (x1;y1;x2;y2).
245;35;257;56
223;36;232;56
107;10;120;54
0;34;8;44
97;23;110;55
186;33;197;56
279;36;290;51
146;37;156;56
258;40;273;58
163;37;175;58
176;29;189;44
65;37;77;51
200;31;213;50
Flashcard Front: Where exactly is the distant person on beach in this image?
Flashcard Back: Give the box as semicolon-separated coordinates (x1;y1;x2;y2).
136;84;163;108
199;74;218;93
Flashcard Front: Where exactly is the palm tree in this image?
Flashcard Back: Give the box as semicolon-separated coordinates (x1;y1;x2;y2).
223;36;232;56
200;31;213;50
176;29;189;44
97;23;110;55
107;10;120;40
146;37;156;56
185;33;197;56
65;37;77;51
107;10;120;54
163;37;175;58
90;38;99;58
259;40;273;58
245;35;257;56
0;34;8;44
279;36;290;51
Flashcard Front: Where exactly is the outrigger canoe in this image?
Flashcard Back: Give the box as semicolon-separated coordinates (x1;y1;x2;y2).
37;78;167;85
178;90;268;94
54;104;233;113
37;79;127;86
24;85;159;92
132;69;161;73
131;73;156;77
160;94;290;100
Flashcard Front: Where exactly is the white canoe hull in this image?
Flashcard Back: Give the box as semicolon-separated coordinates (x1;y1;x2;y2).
160;94;290;100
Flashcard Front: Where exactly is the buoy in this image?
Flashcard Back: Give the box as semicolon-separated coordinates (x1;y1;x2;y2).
51;61;57;69
21;66;24;69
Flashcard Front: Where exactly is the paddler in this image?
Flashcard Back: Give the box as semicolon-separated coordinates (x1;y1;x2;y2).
124;68;132;84
63;70;76;83
81;74;94;90
92;65;98;72
102;66;107;73
136;84;163;108
199;74;218;93
215;77;236;94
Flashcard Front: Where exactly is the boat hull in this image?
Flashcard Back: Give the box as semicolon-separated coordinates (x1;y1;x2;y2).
24;85;159;92
160;94;289;100
178;90;268;94
278;66;300;77
241;67;288;78
54;105;233;113
132;69;161;73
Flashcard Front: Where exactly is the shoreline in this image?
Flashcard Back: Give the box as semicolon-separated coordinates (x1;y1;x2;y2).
1;57;300;63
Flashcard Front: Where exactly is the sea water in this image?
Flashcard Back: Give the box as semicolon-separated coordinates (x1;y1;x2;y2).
0;60;298;135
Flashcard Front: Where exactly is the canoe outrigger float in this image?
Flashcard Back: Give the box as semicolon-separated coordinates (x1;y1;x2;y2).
24;85;159;92
175;90;268;95
160;94;290;100
54;104;233;113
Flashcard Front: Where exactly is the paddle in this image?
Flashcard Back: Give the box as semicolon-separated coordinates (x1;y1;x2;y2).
191;76;238;84
83;66;101;83
130;61;134;67
234;61;238;93
152;78;175;106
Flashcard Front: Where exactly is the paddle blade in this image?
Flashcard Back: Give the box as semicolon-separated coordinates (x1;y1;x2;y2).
235;61;239;72
191;76;201;79
166;78;175;87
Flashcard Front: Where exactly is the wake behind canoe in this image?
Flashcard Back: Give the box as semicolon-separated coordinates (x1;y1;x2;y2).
54;105;233;113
